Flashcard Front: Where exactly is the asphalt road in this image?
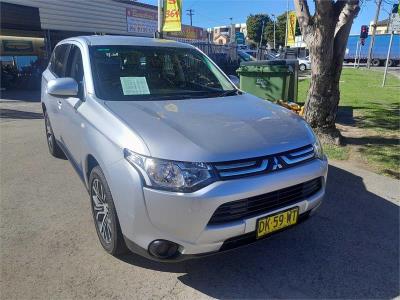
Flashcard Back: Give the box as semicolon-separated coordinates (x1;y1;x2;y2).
1;97;399;299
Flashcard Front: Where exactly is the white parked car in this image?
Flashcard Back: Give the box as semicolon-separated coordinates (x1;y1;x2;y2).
298;57;311;71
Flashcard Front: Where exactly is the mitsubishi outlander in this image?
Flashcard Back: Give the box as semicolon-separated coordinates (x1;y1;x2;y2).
41;36;328;261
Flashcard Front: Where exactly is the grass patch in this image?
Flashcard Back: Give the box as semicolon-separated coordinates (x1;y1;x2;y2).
298;68;400;178
359;144;400;179
298;68;399;110
323;144;350;160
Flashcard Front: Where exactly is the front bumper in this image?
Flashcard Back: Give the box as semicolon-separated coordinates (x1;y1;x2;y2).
106;157;328;260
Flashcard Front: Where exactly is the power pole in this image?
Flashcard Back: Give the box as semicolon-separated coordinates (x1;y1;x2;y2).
366;0;382;68
259;19;265;49
258;19;265;59
186;9;194;26
272;14;276;49
285;0;289;46
382;30;394;86
229;17;235;44
157;0;163;38
382;12;394;87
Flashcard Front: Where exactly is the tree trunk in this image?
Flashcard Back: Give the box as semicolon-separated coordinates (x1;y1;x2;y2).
304;22;341;144
294;0;360;145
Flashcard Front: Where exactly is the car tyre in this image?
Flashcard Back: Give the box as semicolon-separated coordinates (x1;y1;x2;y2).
44;111;65;159
89;166;128;256
387;59;393;67
299;64;306;71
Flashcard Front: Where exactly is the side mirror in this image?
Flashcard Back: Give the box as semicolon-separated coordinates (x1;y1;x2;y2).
228;75;240;87
47;78;78;97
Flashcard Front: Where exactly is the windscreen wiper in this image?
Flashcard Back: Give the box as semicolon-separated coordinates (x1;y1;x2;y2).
218;89;241;97
144;93;209;101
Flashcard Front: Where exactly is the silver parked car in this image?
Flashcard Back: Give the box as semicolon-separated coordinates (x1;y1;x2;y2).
42;36;328;261
298;57;311;71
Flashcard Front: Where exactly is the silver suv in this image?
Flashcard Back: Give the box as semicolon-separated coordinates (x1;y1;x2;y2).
42;36;328;261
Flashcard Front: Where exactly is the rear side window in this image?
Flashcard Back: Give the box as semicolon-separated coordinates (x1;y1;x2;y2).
49;44;69;77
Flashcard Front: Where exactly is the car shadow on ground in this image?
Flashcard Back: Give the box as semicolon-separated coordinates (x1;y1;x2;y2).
120;165;399;298
0;108;43;120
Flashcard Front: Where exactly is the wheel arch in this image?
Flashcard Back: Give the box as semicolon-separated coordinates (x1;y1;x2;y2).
85;154;100;189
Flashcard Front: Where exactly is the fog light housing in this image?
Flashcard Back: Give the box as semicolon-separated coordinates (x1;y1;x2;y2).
148;240;180;259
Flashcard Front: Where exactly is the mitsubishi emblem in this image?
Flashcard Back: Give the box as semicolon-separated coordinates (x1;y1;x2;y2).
272;157;283;170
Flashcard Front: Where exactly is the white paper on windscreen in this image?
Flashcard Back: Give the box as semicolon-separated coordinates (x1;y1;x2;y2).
120;77;150;95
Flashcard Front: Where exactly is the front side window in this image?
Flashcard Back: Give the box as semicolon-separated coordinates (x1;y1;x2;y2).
50;44;69;77
65;45;84;83
89;45;236;101
65;45;84;98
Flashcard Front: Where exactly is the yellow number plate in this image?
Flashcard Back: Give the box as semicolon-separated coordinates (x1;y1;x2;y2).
256;207;299;239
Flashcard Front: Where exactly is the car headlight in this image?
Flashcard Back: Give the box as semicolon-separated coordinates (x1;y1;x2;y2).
313;136;325;160
124;149;215;192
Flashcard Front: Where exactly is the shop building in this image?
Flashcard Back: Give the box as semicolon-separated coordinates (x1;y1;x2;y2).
0;0;208;90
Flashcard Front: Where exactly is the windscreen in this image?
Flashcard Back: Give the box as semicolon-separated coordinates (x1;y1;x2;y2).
89;45;236;101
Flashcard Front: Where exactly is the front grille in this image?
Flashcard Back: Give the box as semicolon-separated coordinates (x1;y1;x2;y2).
208;177;322;225
213;144;315;180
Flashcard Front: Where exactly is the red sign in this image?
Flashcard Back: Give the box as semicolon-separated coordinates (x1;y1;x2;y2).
126;7;157;35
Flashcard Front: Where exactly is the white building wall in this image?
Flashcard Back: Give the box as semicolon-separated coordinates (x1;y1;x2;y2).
2;0;155;36
294;35;307;47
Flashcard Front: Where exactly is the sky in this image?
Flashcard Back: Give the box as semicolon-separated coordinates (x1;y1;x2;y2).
140;0;397;35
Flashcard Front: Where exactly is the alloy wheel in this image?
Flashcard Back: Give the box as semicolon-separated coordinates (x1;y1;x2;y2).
91;178;112;244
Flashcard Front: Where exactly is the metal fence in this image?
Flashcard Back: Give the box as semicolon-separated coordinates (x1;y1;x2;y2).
166;38;240;75
190;42;239;75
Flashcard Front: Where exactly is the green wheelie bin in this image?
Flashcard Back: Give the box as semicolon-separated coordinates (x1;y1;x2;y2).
236;59;298;102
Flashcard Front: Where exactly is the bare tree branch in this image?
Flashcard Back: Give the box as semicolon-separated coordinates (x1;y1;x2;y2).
294;0;313;40
333;19;354;77
334;0;347;18
334;0;360;36
294;0;312;28
315;0;333;17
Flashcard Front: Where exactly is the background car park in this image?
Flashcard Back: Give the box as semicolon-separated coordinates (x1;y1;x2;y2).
298;57;311;71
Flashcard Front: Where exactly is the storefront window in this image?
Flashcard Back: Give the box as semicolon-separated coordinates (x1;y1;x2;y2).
1;55;44;90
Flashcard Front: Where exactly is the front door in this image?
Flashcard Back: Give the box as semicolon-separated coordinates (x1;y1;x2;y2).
58;44;86;174
43;43;70;141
